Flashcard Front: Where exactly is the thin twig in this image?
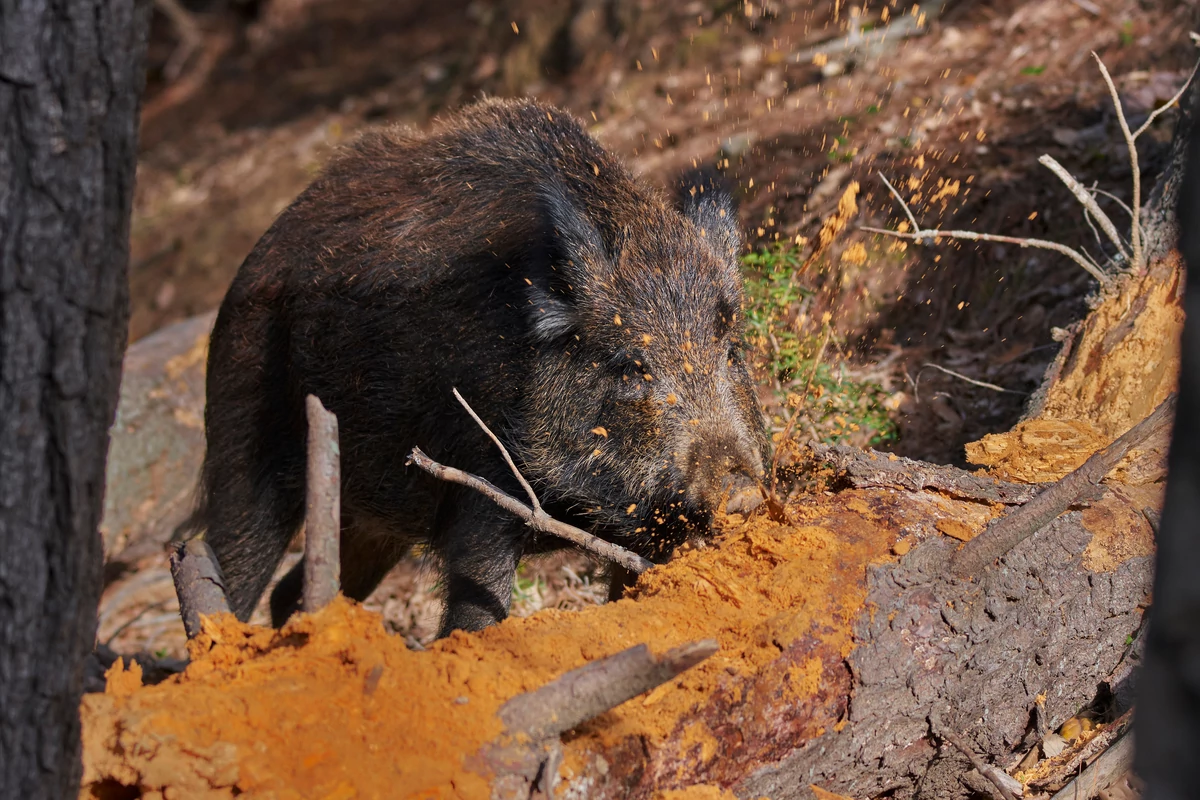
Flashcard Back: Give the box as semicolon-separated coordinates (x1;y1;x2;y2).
408;447;653;574
303;395;341;613
917;363;1026;395
861;224;1112;288
951;394;1176;577
935;724;1021;800
877;171;921;233
1094;52;1143;272
1132;58;1200;140
454;387;542;513
1038;155;1130;262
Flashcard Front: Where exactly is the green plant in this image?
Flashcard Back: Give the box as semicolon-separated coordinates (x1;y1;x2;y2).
1020;65;1046;76
740;246;898;448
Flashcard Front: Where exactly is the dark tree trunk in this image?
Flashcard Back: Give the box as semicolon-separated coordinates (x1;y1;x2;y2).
1137;99;1200;800
0;1;148;797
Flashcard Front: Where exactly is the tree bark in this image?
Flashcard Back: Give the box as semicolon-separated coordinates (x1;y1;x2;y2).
0;1;148;796
1136;99;1200;800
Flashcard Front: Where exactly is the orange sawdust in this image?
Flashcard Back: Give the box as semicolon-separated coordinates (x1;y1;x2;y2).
935;517;977;542
79;487;1020;797
1080;486;1159;572
965;418;1108;483
966;259;1182;483
103;657;144;698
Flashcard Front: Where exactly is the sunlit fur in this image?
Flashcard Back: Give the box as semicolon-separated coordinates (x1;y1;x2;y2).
181;98;766;636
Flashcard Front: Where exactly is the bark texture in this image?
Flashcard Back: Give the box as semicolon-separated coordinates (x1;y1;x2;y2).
1136;101;1200;800
0;1;148;796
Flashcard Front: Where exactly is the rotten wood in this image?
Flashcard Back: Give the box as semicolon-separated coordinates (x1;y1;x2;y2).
951;395;1175;577
409;447;653;575
814;443;1038;505
499;640;719;741
1049;734;1135;800
169;537;232;638
303;395;341;613
1031;710;1134;795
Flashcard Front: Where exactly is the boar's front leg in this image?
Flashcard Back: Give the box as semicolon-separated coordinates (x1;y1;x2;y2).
434;487;529;636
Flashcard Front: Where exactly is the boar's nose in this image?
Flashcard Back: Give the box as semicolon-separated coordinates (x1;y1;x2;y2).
683;434;764;510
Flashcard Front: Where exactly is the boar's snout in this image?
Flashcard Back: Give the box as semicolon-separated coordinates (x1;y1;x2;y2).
682;431;764;511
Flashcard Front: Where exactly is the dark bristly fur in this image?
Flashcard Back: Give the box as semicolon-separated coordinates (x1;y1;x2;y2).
179;98;767;636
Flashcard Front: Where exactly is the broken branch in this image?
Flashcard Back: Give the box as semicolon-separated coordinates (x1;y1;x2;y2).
408;447;653;575
498;640;718;740
303;394;341;613
1038;155;1130;262
453;388;542;513
866;173;1113;289
169;537;231;639
951;394;1175;577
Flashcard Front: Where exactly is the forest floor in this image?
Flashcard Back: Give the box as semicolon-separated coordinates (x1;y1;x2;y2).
101;0;1193;667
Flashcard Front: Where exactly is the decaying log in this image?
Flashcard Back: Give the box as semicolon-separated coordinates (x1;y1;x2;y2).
168;537;231;639
1049;734;1134;800
303;395;341;613
952;395;1175;576
814;443;1038;505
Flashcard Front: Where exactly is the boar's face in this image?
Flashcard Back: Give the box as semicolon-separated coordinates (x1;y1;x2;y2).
519;173;767;559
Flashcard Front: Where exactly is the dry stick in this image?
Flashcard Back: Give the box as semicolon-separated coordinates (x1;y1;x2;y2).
935;725;1020;800
1038;155;1130;262
408;447;653;575
498;640;718;740
865;173;1113;289
453;388;541;512
303;395;341;613
1095;54;1197;272
1094;53;1144;273
169;537;232;639
916;363;1026;395
951;394;1176;577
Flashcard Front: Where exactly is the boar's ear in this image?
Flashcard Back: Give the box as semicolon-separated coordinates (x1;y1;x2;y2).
675;165;741;261
526;184;614;343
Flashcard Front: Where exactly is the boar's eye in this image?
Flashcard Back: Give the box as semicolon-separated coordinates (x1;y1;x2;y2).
727;338;745;364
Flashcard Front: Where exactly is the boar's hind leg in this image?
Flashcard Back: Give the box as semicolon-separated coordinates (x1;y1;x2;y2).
268;512;412;626
434;489;528;637
201;309;306;622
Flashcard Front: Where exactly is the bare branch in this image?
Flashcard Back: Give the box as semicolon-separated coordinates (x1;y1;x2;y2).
498;640;718;740
861;225;1112;289
917;363;1026;395
303;395;341;613
1038;155;1130;262
1093;52;1143;272
877;171;921;234
1132;58;1200;140
408;447;653;574
453;387;542;513
951;394;1175;577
